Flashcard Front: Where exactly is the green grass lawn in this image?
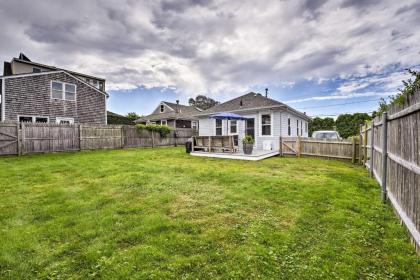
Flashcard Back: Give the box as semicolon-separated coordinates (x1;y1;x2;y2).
0;148;418;279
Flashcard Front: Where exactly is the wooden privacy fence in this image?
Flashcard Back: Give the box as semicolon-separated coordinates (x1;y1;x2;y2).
280;137;360;163
0;123;194;155
360;90;420;252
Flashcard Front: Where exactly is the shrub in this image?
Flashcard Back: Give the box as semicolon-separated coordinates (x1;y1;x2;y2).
242;135;255;144
135;124;171;138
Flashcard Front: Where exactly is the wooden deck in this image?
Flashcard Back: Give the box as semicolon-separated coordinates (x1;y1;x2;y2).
190;149;279;161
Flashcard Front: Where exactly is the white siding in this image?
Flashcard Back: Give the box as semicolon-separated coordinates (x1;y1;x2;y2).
198;118;214;136
198;109;309;151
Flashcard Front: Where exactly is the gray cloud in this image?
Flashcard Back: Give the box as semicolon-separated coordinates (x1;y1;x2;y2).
0;0;419;96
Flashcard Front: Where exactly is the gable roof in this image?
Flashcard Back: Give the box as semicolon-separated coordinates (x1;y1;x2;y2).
10;57;106;82
196;92;311;121
0;70;109;97
135;101;201;122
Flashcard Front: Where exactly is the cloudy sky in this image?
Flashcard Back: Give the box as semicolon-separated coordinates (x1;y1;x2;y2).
0;0;419;117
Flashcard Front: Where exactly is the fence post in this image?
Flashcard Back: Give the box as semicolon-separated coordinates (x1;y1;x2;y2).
279;137;283;157
21;122;26;155
363;125;368;164
120;126;124;148
351;137;356;164
296;137;301;157
370;123;374;177
381;112;388;203
79;124;83;151
17;123;21;156
358;124;363;164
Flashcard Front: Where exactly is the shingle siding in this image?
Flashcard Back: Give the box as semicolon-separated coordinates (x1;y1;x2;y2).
3;72;106;124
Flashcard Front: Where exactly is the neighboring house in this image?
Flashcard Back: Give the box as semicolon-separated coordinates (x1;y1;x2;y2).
135;100;201;130
107;111;135;125
195;92;311;151
0;53;108;124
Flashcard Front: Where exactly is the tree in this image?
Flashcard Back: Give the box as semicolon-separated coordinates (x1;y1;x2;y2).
188;95;220;110
125;112;141;121
308;117;335;136
376;69;420;115
335;113;371;139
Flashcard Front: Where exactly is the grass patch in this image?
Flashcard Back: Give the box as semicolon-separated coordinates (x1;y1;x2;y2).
0;148;418;279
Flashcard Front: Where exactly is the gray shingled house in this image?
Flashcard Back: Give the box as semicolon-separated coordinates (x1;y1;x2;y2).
0;53;108;124
135;101;201;130
195;92;311;151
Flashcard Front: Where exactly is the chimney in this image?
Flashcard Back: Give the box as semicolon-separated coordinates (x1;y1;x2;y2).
265;88;268;98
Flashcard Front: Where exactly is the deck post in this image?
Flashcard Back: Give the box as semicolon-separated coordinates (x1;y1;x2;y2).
381;112;388;203
370;123;374;177
208;136;211;152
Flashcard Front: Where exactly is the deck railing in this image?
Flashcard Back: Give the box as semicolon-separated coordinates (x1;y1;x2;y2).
192;135;237;153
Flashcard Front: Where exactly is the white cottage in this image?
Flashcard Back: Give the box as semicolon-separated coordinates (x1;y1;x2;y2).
195;92;311;151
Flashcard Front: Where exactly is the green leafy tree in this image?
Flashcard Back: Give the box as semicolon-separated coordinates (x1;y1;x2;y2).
308;117;335;136
336;113;371;139
126;112;141;121
376;69;420;115
188;95;220;110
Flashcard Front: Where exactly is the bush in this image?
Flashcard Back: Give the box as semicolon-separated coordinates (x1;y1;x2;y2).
135;124;171;138
242;135;255;144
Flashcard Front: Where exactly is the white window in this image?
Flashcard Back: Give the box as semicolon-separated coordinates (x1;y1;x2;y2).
296;119;299;136
18;116;49;123
35;117;48;123
261;114;271;136
160;104;165;112
192;121;198;130
65;84;76;101
56;117;74;125
287;117;291;136
300;120;303;136
230;120;237;134
215;119;222;136
51;81;76;101
52;81;63;99
161;120;167;126
19;116;33;123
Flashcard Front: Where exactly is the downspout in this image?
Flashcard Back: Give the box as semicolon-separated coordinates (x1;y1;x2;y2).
1;78;5;122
